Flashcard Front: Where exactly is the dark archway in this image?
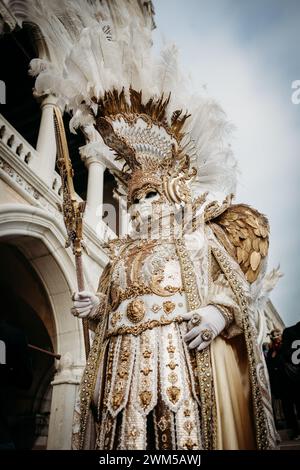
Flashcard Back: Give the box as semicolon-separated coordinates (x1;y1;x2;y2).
0;243;56;449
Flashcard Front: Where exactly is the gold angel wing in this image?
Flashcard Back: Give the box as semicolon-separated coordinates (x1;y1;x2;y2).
209;204;269;283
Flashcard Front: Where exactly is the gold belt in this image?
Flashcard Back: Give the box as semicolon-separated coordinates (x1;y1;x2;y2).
111;283;184;310
105;315;184;338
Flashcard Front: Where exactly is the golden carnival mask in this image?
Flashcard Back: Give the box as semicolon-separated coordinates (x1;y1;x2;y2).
95;88;197;205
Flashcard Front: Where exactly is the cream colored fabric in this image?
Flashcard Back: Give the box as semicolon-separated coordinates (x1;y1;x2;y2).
211;335;256;449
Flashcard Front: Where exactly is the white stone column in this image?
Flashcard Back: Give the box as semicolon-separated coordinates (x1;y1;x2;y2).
80;146;106;228
47;353;82;450
35;94;57;185
86;156;106;210
119;197;129;237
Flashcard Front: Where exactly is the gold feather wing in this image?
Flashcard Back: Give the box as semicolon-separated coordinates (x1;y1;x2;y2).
209;204;269;283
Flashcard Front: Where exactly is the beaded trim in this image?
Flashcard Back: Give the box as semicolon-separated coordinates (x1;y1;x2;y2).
79;322;107;449
175;237;217;450
76;261;117;449
212;246;270;450
214;304;234;328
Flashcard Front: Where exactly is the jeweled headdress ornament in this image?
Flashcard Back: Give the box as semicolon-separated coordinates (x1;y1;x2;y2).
26;0;237;205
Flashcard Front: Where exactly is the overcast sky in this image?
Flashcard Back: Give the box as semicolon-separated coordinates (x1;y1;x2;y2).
153;0;300;326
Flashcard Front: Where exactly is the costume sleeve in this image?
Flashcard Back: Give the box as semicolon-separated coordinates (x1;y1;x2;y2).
208;254;243;339
88;262;111;332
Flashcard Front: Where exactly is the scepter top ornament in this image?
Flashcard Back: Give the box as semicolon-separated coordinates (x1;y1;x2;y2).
53;106;86;256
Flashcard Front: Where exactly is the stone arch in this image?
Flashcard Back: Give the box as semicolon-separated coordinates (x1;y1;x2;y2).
0;203;86;448
0;204;85;360
6;0;51;60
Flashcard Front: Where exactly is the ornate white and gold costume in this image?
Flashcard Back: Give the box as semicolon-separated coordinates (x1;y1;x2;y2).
67;91;277;450
27;0;278;450
72;192;277;450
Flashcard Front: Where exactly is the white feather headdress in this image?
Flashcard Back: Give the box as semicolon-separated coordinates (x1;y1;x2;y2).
20;0;237;200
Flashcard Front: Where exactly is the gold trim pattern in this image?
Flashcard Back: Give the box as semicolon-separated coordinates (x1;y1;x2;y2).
108;335;135;417
154;398;176;449
79;325;108;449
175;237;217;450
212;246;270;450
137;329;157;415
214;304;234;328
111;311;122;326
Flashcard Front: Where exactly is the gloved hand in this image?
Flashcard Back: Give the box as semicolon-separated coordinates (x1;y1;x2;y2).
71;290;100;319
182;305;226;351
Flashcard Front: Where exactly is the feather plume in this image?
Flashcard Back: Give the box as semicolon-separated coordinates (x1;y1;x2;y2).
257;265;283;309
16;0;238;197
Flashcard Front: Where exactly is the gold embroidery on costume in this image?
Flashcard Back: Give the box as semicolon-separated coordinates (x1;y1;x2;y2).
107;335;136;417
159;324;188;413
119;348;147;450
167;360;178;370
166;386;181;404
110;240;185;311
163;301;176;315
111;311;122;326
177;398;201;450
75;212;276;451
136;329;157;415
97;336;117;449
212;245;272;450
126;299;146;323
175;237;217;450
154;397;176;450
151;304;161;313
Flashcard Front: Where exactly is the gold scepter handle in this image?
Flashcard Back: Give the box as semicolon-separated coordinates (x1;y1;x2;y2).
53;106;90;359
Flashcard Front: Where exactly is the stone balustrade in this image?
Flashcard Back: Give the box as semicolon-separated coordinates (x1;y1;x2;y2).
0;112;116;242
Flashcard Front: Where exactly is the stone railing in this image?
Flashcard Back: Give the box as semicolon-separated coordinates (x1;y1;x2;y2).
0;114;62;198
0;113;116;242
0;114;37;166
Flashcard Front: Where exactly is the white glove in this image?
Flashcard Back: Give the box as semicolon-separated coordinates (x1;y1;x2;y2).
182;305;226;351
71;290;100;319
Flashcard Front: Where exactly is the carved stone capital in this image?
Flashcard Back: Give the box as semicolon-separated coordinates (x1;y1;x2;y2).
80;142;118;171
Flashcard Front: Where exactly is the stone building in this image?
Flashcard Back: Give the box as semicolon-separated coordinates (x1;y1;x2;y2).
0;0;283;449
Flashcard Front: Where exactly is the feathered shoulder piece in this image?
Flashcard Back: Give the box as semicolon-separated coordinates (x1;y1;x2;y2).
208;204;269;283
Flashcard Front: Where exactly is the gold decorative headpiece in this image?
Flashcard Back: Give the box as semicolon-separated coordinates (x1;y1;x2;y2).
94;87;196;204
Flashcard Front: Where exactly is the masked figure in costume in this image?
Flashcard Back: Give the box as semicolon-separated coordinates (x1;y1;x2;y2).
69;90;277;450
28;1;278;450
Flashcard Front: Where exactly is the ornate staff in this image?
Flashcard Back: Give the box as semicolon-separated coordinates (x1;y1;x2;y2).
53;106;90;358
